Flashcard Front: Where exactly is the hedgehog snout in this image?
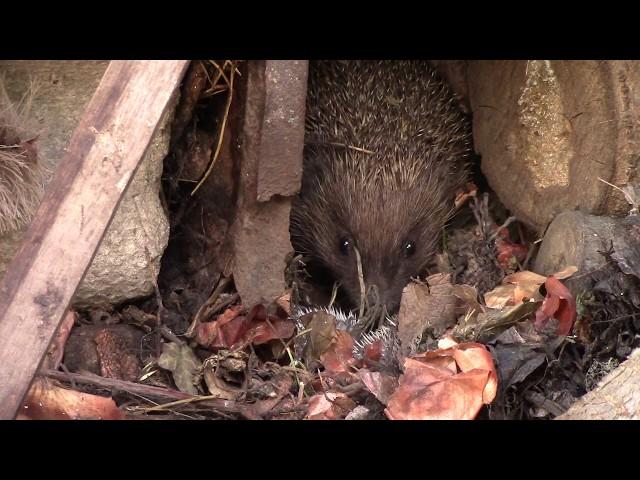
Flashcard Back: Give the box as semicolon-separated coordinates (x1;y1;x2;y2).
364;271;404;315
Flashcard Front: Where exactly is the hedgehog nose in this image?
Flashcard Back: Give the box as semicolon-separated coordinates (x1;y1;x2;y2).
365;276;400;314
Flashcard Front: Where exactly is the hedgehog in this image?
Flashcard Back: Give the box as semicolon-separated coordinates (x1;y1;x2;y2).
290;60;472;315
0;77;46;235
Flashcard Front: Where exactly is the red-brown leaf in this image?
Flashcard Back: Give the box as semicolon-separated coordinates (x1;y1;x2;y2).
534;276;576;336
358;369;398;405
19;379;125;420
363;339;383;365
196;305;244;348
384;342;498;420
496;229;528;270
196;304;295;350
251;317;296;345
320;330;358;374
306;392;356;420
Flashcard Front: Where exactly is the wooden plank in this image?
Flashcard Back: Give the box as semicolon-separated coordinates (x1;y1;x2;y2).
0;60;190;419
558;348;640;420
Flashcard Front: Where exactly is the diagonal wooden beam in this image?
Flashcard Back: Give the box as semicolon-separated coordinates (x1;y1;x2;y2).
0;60;190;419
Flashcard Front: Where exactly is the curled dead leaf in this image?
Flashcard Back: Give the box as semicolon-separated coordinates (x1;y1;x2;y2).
385;342;497;420
534;276;576;336
42;310;76;371
19;379;125;420
398;274;458;360
484;267;578;309
358;369;399;405
196;304;295;351
306;392;357;420
157;342;202;395
320;330;358;373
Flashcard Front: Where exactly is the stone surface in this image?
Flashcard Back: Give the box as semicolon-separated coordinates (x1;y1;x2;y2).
533;210;617;294
468;60;640;232
0;60;174;307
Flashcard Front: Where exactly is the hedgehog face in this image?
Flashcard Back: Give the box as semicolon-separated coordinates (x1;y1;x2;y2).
319;186;444;314
291;164;451;314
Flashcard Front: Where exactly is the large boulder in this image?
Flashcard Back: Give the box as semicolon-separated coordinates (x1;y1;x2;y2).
467;60;640;232
0;60;175;308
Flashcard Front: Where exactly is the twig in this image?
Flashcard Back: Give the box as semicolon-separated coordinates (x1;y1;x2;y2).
354;246;366;318
186;276;234;337
328;282;340;309
191;61;236;196
489;215;517;242
305;140;377;155
42;369;257;419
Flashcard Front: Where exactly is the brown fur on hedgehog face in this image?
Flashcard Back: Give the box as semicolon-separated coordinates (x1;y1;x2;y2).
290;60;472;314
291;146;460;314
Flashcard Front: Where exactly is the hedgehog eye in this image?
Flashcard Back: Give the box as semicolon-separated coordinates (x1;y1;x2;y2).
339;237;352;256
403;241;416;258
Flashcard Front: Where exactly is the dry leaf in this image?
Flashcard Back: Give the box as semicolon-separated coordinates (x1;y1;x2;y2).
385;342;497;420
484;267;577;309
19;379;125;420
552;266;578;280
320;330;357;373
42;310;76;370
276;291;292;316
300;311;338;368
203;368;241;400
196;305;244;348
358;369;399;405
452;284;485;316
398;274;458;359
157;342;202;395
453;299;542;343
534;276;576;336
306;392;356;420
196;304;294;351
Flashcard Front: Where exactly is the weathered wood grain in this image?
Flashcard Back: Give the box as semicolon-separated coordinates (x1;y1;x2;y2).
0;60;189;419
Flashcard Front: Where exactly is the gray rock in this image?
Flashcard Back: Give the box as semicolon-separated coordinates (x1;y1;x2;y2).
0;60;175;308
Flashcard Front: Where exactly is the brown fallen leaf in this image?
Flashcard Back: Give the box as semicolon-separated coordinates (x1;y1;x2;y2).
452;284;485;317
385;342;497;420
397;274;458;360
252;317;296;345
195;305;244;349
484;267;578;309
320;330;358;374
275;291;292;316
306;392;357;420
299;311;338;368
452;300;542;344
485;271;546;309
358;369;399;405
42;310;77;371
534;276;577;336
249;372;293;417
19;379;125;420
157;342;202;395
196;304;295;351
495;228;528;271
